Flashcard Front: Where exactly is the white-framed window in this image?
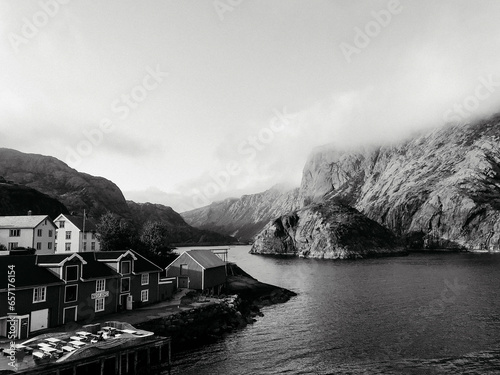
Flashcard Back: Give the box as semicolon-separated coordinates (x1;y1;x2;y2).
92;233;96;240
121;261;131;275
91;242;96;251
8;243;18;250
64;285;78;303
65;243;71;251
37;229;42;237
120;277;130;293
83;233;87;240
55;231;58;240
48;230;53;237
65;265;79;281
141;290;149;302
48;242;52;250
95;298;105;312
33;286;47;303
59;221;65;228
36;242;41;250
141;273;149;285
96;279;106;292
9;229;20;237
83;242;87;251
65;231;71;240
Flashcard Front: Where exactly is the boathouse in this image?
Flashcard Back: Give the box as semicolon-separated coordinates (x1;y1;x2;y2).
165;250;226;293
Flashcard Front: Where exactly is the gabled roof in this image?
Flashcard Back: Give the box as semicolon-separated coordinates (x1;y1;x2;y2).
56;214;98;232
0;255;63;290
186;250;226;269
37;253;87;267
95;250;137;262
0;215;52;229
133;251;163;273
95;250;161;273
78;252;121;279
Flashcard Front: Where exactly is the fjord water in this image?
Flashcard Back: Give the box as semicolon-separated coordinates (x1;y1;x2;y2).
171;246;500;374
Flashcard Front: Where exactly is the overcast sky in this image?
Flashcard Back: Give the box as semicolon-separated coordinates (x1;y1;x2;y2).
2;0;500;212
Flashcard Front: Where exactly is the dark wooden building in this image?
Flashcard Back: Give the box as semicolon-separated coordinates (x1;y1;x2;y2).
165;250;226;293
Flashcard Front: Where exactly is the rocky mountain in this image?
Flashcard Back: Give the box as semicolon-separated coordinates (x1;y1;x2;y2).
250;201;403;259
300;117;500;251
0;148;130;219
186;116;500;252
181;186;301;241
127;201;236;245
0;148;235;245
0;178;69;219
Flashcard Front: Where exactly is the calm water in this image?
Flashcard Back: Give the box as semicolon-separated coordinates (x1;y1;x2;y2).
170;246;500;374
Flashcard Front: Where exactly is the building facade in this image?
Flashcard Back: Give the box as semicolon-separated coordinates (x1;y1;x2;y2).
54;214;101;253
0;250;175;339
0;215;56;254
166;250;227;293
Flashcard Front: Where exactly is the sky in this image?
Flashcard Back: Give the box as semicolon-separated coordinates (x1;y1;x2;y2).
1;0;500;212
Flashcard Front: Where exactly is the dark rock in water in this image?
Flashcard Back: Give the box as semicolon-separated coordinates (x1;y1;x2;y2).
251;201;404;259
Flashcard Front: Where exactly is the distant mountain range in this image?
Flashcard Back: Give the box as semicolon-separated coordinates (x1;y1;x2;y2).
183;116;500;253
0;148;236;246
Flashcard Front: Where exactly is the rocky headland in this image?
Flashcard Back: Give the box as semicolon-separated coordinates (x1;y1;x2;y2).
135;263;296;352
250;201;404;259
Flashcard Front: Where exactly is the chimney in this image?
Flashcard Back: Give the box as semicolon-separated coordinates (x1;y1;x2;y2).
27;210;32;216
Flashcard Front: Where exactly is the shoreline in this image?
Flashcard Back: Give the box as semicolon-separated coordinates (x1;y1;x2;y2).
135;262;296;353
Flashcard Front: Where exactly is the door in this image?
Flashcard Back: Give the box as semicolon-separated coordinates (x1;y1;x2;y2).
19;317;29;339
63;307;77;324
31;309;49;332
178;276;189;288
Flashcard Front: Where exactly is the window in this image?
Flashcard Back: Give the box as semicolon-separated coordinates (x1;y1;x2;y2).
65;285;78;303
55;232;58;240
59;221;65;228
141;290;149;302
121;261;131;275
180;264;188;275
83;233;87;240
37;229;42;237
65;265;78;281
48;242;52;250
65;243;71;251
8;243;18;250
91;242;96;251
33;286;46;303
48;230;53;237
96;279;105;292
141;274;149;285
36;242;41;250
9;229;20;237
44;219;47;225
92;233;96;240
120;278;130;293
95;298;105;312
83;242;87;251
65;231;71;240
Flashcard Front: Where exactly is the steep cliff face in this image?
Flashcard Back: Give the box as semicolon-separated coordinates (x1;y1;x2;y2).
250;202;403;259
0;148;130;219
181;186;301;241
300;118;500;251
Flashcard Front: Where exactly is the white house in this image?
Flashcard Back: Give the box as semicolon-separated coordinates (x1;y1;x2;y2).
54;214;101;253
0;215;56;254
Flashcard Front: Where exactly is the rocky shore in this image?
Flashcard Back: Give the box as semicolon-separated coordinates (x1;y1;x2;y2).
136;263;296;353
